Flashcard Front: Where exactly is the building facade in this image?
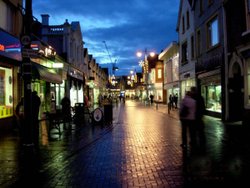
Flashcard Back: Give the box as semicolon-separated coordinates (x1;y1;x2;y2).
159;41;180;106
0;0;23;130
176;0;196;101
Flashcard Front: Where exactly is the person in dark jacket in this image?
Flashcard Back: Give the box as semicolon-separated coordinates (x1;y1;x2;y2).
61;95;71;124
32;91;41;146
190;86;206;149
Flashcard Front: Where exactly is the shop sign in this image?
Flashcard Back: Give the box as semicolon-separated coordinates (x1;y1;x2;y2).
0;29;22;61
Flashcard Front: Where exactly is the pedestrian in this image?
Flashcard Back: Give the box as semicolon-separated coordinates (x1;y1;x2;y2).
173;93;178;109
190;86;206;148
150;94;154;105
31;91;41;146
61;95;71;125
179;91;196;149
169;94;174;110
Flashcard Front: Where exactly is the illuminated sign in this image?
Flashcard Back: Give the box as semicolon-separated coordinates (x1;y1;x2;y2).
0;44;5;51
0;29;22;61
30;41;56;58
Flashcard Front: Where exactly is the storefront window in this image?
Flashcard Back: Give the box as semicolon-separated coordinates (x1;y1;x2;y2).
180;79;195;99
0;67;13;119
204;85;221;112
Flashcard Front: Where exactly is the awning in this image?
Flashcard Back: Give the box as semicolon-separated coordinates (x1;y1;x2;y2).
32;63;62;84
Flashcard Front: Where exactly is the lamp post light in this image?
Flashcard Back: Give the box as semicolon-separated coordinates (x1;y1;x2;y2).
136;49;155;101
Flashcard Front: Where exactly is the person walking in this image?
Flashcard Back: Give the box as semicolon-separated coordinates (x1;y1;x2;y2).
61;95;71;126
179;91;196;149
150;94;154;105
31;91;41;146
169;94;174;110
190;86;206;149
173;93;178;109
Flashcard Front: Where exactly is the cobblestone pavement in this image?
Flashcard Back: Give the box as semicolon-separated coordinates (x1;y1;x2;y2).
1;100;250;188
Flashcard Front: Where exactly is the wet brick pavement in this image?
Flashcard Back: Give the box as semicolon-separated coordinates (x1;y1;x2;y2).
0;100;250;187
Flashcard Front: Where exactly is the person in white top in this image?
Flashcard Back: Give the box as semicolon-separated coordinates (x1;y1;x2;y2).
179;91;196;148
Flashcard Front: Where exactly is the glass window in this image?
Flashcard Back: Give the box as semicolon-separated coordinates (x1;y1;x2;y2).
200;0;204;15
196;30;201;56
182;16;185;34
205;85;221;112
186;11;190;29
0;0;14;33
0;67;13;119
181;41;188;64
207;16;219;48
157;69;162;79
191;35;195;59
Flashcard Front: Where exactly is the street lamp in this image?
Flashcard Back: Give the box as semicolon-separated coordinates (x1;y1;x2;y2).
136;49;155;101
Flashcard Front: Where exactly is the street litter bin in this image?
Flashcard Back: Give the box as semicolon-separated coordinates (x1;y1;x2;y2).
104;104;113;124
74;103;84;123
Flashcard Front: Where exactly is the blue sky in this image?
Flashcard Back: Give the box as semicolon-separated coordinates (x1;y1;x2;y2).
32;0;180;76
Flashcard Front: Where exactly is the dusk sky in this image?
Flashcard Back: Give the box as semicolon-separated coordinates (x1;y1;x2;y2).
32;0;180;76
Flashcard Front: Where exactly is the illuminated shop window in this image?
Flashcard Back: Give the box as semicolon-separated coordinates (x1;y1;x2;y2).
205;85;221;113
0;67;13;119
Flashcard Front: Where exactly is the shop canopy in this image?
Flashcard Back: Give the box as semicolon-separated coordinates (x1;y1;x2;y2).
32;63;62;84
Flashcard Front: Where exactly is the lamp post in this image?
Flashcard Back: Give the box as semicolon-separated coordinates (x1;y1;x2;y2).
21;0;33;147
136;49;155;101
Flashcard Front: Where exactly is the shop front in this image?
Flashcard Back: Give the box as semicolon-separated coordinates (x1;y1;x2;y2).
31;62;63;119
68;67;84;107
0;29;22;129
165;82;180;106
28;41;66;118
198;71;222;117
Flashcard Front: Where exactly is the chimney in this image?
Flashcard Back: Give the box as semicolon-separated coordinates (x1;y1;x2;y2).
41;14;50;26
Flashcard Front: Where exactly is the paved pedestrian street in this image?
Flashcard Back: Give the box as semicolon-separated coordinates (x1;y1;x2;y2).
1;100;250;188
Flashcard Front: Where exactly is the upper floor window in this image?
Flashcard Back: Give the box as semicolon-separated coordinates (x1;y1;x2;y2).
0;0;14;33
186;11;190;30
157;68;162;79
191;35;195;59
182;16;185;33
196;29;201;56
207;16;219;48
199;0;204;15
181;41;188;64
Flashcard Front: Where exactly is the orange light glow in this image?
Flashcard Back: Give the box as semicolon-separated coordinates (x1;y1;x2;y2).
0;44;5;51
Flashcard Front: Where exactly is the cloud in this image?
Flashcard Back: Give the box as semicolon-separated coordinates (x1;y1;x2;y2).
33;0;179;75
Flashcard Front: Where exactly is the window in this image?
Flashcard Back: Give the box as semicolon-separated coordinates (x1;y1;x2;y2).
207;16;219;48
191;35;195;59
186;11;190;29
181;41;188;64
157;69;162;79
0;0;14;33
196;29;201;56
182;16;185;33
199;0;204;15
0;67;13;119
